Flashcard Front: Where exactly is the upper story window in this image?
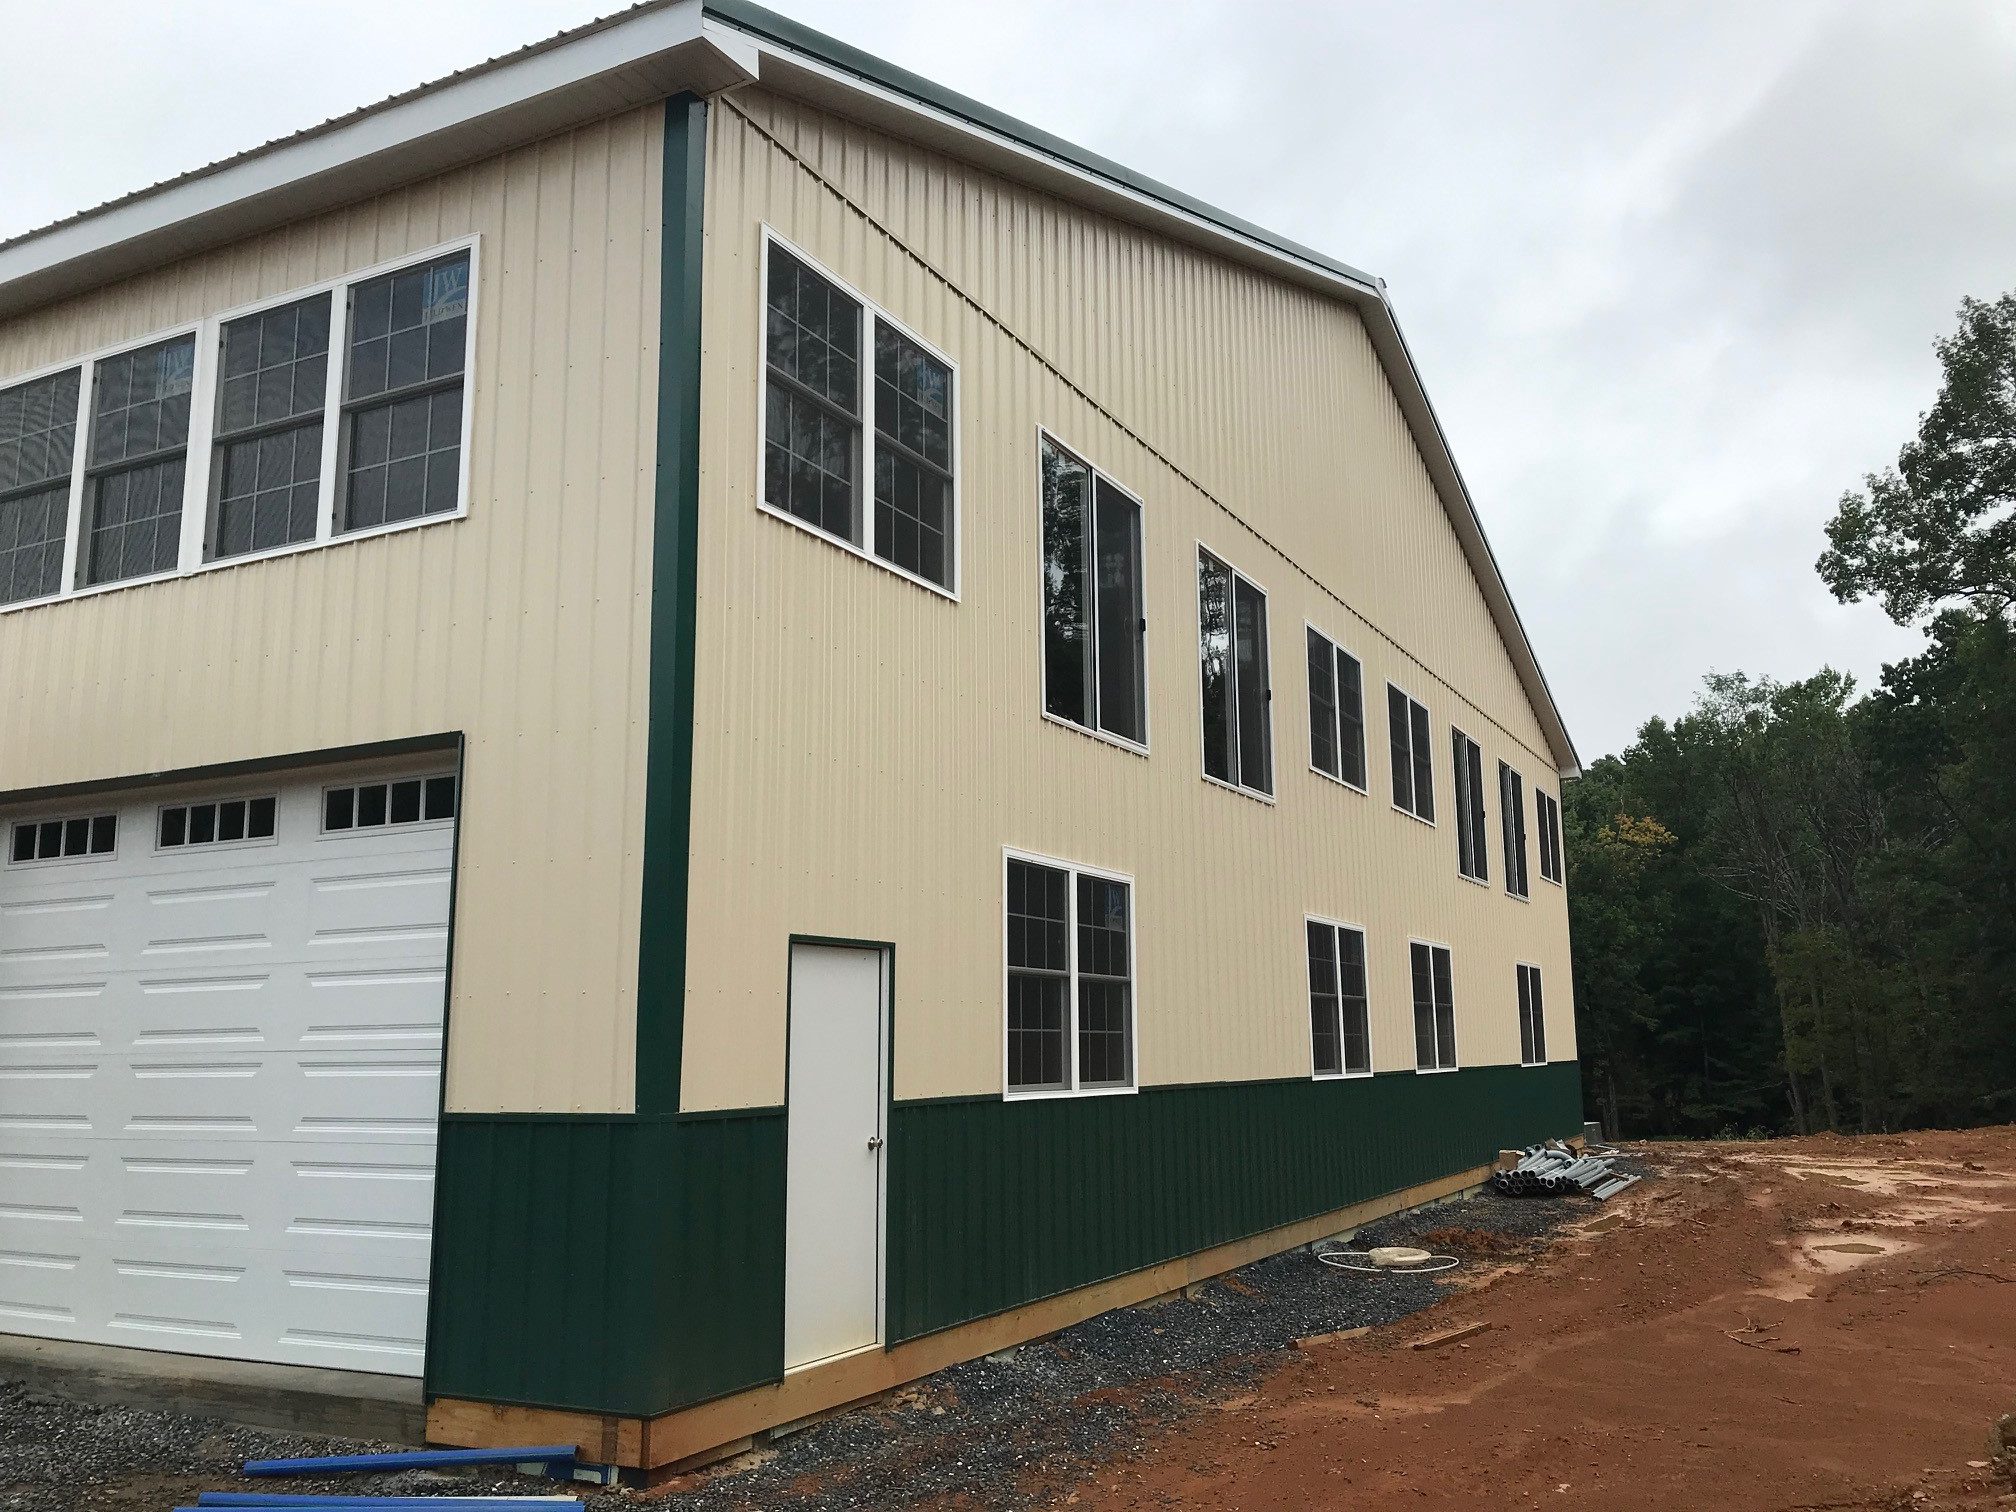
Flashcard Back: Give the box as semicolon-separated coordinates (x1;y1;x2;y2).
1197;547;1272;797
1004;851;1135;1096
1516;962;1547;1065
1307;917;1371;1078
1388;685;1435;823
84;336;195;586
0;240;475;616
1536;789;1565;885
1410;940;1457;1072
1500;761;1530;898
0;368;81;607
1040;434;1146;749
1306;625;1366;790
1451;728;1489;883
762;236;957;595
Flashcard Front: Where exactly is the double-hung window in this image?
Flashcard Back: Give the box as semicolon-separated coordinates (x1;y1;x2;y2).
1307;918;1371;1077
211;293;331;556
1451;729;1489;882
1306;626;1366;789
1005;852;1135;1095
1500;762;1530;898
1197;547;1272;796
1410;940;1457;1071
1387;685;1435;822
0;239;475;613
763;239;957;593
1040;435;1146;747
84;336;196;586
337;252;470;533
0;368;81;606
1536;789;1565;884
1516;963;1547;1065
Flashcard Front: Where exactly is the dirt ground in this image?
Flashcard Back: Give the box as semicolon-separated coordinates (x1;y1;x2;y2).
1046;1127;2016;1512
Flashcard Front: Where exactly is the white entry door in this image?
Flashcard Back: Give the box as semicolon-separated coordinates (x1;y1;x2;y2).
783;942;887;1370
0;760;454;1376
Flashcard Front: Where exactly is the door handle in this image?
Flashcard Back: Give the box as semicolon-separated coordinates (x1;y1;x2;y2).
866;1134;884;1151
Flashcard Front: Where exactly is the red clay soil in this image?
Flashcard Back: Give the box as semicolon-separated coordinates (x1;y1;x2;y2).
1047;1128;2016;1511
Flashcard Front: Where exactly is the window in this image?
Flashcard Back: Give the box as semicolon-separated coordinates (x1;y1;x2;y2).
1040;435;1146;747
211;294;331;557
0;368;80;607
762;238;957;593
9;813;116;864
323;774;457;833
1306;626;1366;789
84;335;196;586
1307;919;1371;1077
0;241;475;615
1005;853;1134;1094
1410;941;1457;1071
1516;963;1547;1065
1536;789;1565;884
340;252;470;532
1197;548;1272;796
158;796;277;849
1387;685;1435;822
1451;729;1489;882
1500;762;1530;898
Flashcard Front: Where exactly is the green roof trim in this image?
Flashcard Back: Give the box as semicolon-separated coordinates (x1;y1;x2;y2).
703;0;1382;296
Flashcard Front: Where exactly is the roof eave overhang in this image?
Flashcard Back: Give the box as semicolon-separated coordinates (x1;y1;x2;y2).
0;0;757;322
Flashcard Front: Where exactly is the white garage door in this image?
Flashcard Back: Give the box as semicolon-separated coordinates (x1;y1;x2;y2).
0;760;455;1376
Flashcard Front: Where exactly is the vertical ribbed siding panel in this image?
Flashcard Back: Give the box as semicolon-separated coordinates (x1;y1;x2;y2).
0;107;663;1115
427;1109;786;1415
884;1065;1581;1343
688;90;1577;1113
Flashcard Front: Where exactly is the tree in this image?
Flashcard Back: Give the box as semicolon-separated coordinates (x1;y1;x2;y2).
1819;293;2016;625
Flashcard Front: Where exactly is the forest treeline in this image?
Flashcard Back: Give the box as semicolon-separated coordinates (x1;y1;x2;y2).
1571;293;2016;1138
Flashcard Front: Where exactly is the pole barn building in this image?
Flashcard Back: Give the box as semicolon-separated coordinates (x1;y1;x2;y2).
0;0;1583;1471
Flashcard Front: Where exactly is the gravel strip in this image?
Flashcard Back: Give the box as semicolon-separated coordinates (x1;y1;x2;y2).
0;1170;1642;1512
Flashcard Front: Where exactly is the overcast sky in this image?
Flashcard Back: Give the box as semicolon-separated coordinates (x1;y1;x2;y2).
7;1;2012;759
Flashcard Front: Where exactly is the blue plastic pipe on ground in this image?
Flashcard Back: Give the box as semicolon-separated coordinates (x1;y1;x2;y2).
198;1497;581;1508
240;1446;580;1476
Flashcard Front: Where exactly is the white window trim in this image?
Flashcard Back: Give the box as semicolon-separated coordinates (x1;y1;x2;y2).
152;793;282;855
316;772;459;840
0;235;479;618
1516;960;1548;1067
1450;725;1489;886
1500;759;1532;901
1303;620;1368;795
4;811;121;869
1387;680;1436;827
1033;424;1151;757
755;227;961;602
1195;541;1275;804
1305;912;1374;1081
1537;789;1566;887
1409;935;1460;1074
1001;845;1140;1101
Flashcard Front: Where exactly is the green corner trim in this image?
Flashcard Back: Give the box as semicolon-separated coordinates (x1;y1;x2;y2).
635;92;709;1117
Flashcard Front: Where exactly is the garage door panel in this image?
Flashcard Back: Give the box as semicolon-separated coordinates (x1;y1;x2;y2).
0;764;452;1376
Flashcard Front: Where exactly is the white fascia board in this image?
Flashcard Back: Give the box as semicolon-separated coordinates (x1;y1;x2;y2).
0;0;757;319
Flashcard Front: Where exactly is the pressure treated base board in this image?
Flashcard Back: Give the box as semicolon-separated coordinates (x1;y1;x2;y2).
427;1158;1497;1471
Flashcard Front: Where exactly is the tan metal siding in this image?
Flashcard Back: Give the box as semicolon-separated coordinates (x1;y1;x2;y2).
0;108;663;1114
684;91;1575;1111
